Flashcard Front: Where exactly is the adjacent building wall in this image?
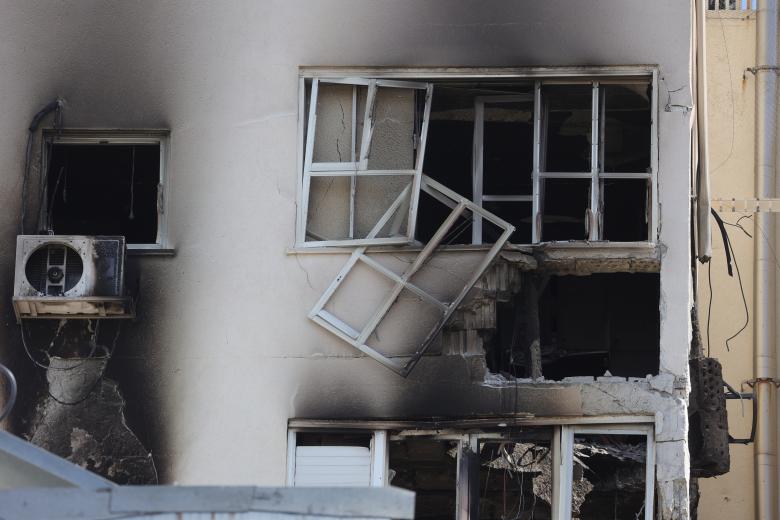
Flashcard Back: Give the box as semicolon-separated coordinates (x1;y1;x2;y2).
0;1;694;515
698;9;757;520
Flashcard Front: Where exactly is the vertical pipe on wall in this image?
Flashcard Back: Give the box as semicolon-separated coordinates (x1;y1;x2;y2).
754;0;779;517
697;0;713;262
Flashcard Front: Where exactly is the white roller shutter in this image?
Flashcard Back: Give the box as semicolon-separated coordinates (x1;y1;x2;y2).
293;445;372;487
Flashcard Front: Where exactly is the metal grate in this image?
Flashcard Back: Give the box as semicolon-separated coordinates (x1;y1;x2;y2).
25;244;83;295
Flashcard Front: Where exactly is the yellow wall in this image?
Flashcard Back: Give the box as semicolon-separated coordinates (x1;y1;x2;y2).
698;10;756;519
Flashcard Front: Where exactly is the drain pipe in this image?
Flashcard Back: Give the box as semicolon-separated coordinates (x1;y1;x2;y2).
754;0;779;518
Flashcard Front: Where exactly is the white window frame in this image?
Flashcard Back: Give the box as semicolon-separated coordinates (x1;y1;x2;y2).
298;78;433;248
291;421;655;519
286;430;388;487
472;76;658;245
298;68;658;250
556;423;655;520
472;94;535;244
41;129;171;252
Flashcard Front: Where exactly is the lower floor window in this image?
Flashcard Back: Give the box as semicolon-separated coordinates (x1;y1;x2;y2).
288;423;654;520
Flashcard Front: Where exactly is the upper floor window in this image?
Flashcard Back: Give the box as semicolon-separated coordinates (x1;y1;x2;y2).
297;70;657;248
42;130;170;251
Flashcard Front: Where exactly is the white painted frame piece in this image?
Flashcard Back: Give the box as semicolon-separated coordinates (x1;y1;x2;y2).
557;424;655;520
308;174;514;377
299;78;433;248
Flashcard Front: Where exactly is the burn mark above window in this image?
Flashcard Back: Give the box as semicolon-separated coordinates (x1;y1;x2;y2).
42;131;169;249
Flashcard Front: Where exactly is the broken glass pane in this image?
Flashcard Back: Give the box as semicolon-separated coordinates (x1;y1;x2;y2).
483;101;534;195
572;433;648;520
601;178;649;241
305;175;413;242
365;86;417;170
478;436;553;519
389;438;459;520
542;85;592;173
541;179;590;241
483;201;532;244
601;84;651;173
312;83;367;164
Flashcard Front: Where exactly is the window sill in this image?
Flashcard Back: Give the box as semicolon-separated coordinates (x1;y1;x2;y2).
127;247;176;257
287;241;658;257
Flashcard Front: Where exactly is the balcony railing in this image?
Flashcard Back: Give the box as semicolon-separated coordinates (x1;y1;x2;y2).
709;0;756;10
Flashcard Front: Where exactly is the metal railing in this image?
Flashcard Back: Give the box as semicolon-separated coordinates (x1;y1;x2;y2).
709;0;756;10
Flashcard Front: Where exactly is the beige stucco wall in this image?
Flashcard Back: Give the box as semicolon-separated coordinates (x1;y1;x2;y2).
698;10;757;520
0;2;695;515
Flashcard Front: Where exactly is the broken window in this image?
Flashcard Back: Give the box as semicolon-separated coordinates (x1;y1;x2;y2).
287;430;387;487
389;437;460;519
559;425;655;520
42;131;169;249
294;422;654;520
300;78;433;247
416;77;655;245
487;273;660;380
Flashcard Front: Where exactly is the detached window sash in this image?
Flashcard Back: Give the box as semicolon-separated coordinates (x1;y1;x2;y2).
308;174;514;377
300;78;433;247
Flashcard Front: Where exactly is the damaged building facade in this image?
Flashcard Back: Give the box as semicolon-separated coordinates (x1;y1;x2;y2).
0;1;703;519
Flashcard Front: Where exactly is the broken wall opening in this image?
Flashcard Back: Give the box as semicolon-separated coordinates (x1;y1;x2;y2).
486;272;660;380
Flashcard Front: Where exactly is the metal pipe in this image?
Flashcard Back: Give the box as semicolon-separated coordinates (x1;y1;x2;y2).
697;0;713;262
754;0;779;517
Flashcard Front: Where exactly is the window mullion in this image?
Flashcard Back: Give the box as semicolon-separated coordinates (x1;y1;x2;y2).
589;81;600;240
472;100;485;244
532;80;542;243
349;86;357;239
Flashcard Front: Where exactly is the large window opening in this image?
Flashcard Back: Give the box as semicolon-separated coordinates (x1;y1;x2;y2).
290;423;654;520
298;73;656;248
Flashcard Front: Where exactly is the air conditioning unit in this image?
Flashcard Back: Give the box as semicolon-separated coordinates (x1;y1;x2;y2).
13;235;134;320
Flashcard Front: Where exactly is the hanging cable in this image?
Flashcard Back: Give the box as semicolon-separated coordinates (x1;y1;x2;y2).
20;99;63;235
0;363;17;423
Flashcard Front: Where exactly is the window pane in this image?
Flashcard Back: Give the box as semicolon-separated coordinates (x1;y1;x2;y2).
541;179;590;241
601;179;649;241
542;85;592;173
572;433;647;520
306;175;413;242
312;83;367;164
365;86;416;170
478;436;553;519
483;201;532;244
390;439;459;520
601;84;651;173
483;101;534;195
47;144;160;244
